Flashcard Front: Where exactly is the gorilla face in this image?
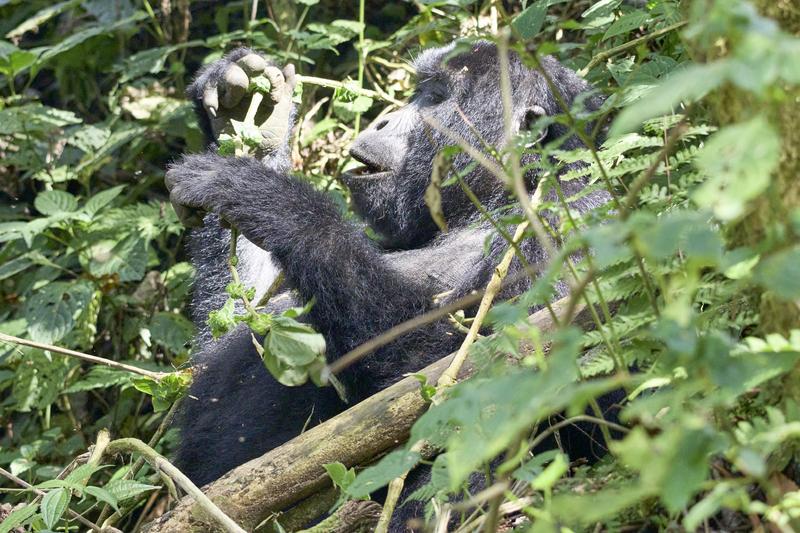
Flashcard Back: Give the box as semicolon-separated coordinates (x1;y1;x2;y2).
344;42;508;249
343;41;592;250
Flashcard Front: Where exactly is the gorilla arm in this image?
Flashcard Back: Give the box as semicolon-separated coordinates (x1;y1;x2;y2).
165;153;462;390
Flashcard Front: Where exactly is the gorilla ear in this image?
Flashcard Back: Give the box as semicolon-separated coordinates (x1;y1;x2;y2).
521;105;549;146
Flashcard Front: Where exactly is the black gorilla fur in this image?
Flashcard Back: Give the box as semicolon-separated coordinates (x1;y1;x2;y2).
168;41;614;529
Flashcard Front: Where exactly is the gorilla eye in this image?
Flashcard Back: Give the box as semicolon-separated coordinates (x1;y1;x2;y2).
415;78;450;106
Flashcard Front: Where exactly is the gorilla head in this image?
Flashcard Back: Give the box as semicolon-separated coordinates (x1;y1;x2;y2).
344;40;603;249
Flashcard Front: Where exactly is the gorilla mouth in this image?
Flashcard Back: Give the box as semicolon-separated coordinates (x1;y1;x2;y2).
346;152;393;179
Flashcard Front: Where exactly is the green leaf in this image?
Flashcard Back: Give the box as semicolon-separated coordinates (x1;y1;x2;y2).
324;462;356;492
207;298;237;339
86;235;148;282
753;246;800;300
0;255;33;281
683;483;734;531
530;452;569;490
346;449;421;499
149;312;195;354
103;479;160;502
132;370;191;412
25;280;93;344
551;486;650;526
64;366;135;393
35;12;148;65
603;11;649;41
40;488;70;529
265;316;326;366
249;75;272;93
512;1;547;41
5;0;81;40
611;62;729;135
84;185;124;216
0;44;36;77
0;503;38;533
34;190;78;215
85;486;120;512
693;117;781;221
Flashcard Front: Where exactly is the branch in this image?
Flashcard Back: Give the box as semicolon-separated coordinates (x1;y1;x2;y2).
0;332;167;381
143;297;587;533
102;437;246;533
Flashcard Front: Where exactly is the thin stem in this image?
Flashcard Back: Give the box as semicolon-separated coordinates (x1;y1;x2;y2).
103;438;247;533
354;0;366;136
578;21;688;76
228;228;257;315
296;75;401;105
374;440;425;533
527;414;628;452
98;400;183;526
0;467;103;532
437;220;530;391
376;220;531;532
0;332;166;381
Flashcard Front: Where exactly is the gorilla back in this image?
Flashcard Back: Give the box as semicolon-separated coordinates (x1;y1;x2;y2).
168;40;611;513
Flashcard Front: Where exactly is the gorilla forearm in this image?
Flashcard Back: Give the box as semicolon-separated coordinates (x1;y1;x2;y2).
169;153;437;362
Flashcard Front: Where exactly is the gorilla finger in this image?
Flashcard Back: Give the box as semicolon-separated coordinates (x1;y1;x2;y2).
282;64;297;92
173;203;204;228
221;63;249;108
236;54;267;76
262;66;286;102
203;82;219;118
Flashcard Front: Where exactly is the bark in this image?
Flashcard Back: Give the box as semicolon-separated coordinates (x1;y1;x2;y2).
143;297;583;533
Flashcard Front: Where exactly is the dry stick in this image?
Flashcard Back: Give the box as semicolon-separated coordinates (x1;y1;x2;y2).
102;437;247;533
0;466;103;532
0;332;166;381
375;220;531;533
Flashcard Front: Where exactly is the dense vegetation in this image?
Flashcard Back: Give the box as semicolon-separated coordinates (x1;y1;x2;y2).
1;0;799;531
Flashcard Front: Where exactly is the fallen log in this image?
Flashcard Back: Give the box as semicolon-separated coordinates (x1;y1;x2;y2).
143;297;584;532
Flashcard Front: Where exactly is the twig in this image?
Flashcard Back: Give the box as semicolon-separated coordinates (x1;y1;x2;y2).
0;466;103;532
0;332;166;381
295;75;402;105
376;219;532;532
578;21;688;76
497;31;556;258
98;399;183;527
437;220;530;391
326;268;537;376
374;440;425;533
256;271;285;308
103;438;247;533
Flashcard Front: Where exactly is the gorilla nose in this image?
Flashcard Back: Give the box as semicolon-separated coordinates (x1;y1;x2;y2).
349;107;416;172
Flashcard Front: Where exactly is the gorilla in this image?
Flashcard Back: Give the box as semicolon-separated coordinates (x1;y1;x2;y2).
166;41;611;529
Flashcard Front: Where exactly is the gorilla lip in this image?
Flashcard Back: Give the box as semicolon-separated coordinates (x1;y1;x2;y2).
346;152;392;179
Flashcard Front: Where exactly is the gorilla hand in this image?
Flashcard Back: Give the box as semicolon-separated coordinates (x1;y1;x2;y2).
176;50;296;227
195;50;296;152
166;153;231;221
